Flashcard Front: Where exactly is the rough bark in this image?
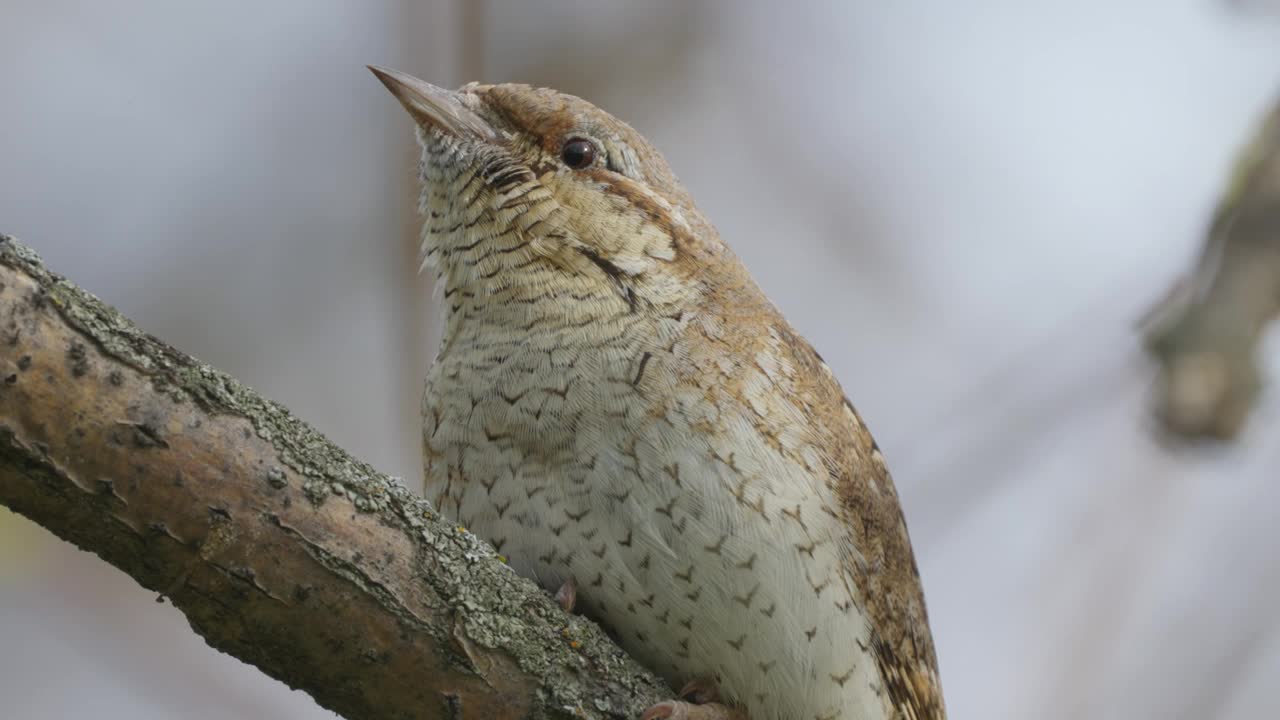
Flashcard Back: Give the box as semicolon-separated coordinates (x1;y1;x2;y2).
1145;99;1280;440
0;234;670;719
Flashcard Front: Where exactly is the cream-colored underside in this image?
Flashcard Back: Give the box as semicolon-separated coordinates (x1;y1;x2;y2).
423;302;890;720
417;124;894;719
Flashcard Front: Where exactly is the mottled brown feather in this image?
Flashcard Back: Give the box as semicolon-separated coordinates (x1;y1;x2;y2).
405;75;945;719
471;82;946;718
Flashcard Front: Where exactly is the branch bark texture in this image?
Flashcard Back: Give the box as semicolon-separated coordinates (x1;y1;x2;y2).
0;234;670;719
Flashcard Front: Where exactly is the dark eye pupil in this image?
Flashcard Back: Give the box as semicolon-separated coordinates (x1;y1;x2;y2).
561;138;596;169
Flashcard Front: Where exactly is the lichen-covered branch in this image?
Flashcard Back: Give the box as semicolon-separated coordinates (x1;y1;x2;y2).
1145;99;1280;440
0;234;669;719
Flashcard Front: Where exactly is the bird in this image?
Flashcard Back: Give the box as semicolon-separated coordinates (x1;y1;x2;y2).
370;65;945;720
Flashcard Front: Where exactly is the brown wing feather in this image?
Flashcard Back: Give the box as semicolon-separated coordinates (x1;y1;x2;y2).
775;323;947;720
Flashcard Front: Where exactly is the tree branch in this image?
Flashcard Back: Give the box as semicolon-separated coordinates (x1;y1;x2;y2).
0;234;670;719
1145;99;1280;440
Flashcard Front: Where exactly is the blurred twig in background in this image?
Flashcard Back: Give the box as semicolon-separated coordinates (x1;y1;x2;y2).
1225;0;1280;16
1144;98;1280;440
479;1;706;101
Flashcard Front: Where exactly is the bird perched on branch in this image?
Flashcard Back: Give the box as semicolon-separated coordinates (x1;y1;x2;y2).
371;65;945;720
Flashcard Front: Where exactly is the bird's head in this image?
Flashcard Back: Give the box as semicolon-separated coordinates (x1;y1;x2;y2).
370;66;723;315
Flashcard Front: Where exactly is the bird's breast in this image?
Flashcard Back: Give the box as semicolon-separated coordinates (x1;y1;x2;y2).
422;319;894;720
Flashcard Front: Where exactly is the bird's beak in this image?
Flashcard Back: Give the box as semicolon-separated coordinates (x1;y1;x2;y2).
368;65;496;141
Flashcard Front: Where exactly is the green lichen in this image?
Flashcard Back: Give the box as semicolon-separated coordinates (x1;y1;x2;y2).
265;467;287;488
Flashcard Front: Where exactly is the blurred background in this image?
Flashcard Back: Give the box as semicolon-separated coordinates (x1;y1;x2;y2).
3;1;1280;718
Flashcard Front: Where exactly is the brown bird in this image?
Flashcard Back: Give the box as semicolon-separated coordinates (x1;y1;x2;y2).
371;66;945;720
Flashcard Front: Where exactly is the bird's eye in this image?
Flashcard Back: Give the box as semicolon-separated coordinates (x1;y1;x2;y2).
561;138;597;169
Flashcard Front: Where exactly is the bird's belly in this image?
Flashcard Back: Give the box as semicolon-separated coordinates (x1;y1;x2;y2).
431;432;891;720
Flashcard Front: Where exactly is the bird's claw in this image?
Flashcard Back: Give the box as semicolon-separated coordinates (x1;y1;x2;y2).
553;576;577;613
677;677;722;705
641;700;745;720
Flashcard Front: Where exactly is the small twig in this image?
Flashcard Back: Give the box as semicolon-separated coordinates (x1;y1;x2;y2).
1144;98;1280;440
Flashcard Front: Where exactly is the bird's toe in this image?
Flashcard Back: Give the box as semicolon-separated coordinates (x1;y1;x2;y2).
641;700;746;720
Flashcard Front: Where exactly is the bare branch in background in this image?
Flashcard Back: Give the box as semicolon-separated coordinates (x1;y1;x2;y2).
1223;0;1280;17
480;3;707;105
0;235;669;720
1144;98;1280;440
